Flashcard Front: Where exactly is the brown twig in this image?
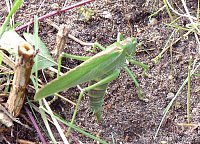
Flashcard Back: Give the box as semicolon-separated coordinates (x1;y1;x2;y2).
0;48;76;106
15;0;95;31
25;106;47;144
16;139;36;144
6;42;35;117
53;24;70;59
45;19;94;46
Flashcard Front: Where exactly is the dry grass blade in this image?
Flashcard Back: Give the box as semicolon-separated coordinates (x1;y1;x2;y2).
0;50;15;69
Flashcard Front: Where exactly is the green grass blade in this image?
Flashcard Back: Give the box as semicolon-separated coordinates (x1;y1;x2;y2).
41;107;108;144
31;16;57;143
43;99;69;143
39;101;57;143
0;0;23;37
57;55;62;78
148;5;165;19
33;15;39;90
154;62;200;139
163;0;173;21
193;73;200;77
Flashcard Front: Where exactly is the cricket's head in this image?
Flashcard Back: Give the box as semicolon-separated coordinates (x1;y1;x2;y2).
124;37;137;55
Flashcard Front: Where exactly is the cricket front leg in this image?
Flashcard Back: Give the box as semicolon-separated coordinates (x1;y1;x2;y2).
92;42;106;52
62;53;90;61
124;66;149;102
128;59;149;72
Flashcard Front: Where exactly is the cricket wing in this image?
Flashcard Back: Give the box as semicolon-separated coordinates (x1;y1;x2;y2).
34;50;122;100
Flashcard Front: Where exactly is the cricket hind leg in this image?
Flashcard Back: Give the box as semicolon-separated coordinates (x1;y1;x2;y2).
66;69;120;135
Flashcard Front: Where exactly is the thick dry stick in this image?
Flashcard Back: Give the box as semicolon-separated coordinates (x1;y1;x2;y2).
0;49;76;106
15;0;94;31
6;42;35;117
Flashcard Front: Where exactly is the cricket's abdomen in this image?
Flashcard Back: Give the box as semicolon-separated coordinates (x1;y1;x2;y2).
88;78;109;122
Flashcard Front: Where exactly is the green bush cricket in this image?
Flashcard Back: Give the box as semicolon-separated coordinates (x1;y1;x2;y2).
34;33;149;134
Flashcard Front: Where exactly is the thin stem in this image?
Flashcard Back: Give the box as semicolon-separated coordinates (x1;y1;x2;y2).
66;91;84;136
154;61;200;139
25;106;47;144
43;99;69;144
39;100;57;143
187;56;192;124
165;0;197;20
163;0;173;21
15;0;95;31
197;0;200;19
57;55;62;78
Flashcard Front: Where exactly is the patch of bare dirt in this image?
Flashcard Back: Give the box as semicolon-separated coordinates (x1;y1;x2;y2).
0;0;200;143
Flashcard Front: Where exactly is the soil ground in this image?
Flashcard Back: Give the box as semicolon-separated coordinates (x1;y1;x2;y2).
0;0;200;144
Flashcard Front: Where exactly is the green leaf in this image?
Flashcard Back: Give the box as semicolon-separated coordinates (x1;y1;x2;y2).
23;33;55;72
0;30;55;72
0;30;25;56
0;0;24;37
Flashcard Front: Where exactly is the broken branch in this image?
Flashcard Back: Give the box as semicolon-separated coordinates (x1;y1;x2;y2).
6;42;35;117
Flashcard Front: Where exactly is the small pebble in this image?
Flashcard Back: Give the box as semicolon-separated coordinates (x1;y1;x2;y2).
168;75;174;80
149;18;158;26
101;11;112;19
160;141;168;144
125;13;132;21
166;92;174;100
51;3;60;10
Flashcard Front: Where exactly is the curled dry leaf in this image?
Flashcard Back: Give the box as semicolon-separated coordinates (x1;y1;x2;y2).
0;111;13;127
52;24;70;59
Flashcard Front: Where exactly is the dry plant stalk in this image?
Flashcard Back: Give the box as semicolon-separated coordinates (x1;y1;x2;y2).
6;42;35;117
53;24;69;59
0;50;15;69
